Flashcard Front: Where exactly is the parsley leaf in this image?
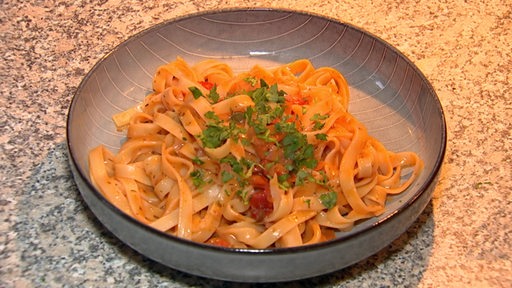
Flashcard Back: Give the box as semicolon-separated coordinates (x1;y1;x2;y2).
192;157;204;165
295;169;312;186
311;113;329;121
315;133;328;141
237;187;251;204
240;138;251;146
266;84;285;103
244;76;257;86
311;113;328;131
281;130;318;170
208;85;220;103
204;111;221;122
315;171;329;186
313;121;325;130
189;87;203;99
190;169;207;188
221;170;234;183
278;174;290;188
200;111;245;148
319;191;337;209
220;155;247;175
200;124;230;148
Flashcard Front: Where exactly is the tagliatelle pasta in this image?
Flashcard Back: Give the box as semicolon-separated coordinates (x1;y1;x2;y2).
88;58;423;249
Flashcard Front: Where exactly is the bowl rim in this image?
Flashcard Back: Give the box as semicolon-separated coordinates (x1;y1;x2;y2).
66;7;447;256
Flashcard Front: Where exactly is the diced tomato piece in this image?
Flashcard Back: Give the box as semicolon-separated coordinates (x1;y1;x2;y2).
249;174;268;188
207;237;232;248
199;80;214;90
249;187;273;221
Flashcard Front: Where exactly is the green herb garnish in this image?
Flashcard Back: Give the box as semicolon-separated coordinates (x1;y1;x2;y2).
319;191;337;209
190;169;207;188
208;85;220;103
244;76;257;86
199;124;231;148
192;157;204;165
221;170;234;183
199;111;245;148
189;86;203;99
315;133;328;141
311;113;328;131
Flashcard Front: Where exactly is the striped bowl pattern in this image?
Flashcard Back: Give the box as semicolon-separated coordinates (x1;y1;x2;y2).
67;8;446;282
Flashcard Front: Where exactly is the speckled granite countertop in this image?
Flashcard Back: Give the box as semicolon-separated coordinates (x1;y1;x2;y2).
1;0;511;287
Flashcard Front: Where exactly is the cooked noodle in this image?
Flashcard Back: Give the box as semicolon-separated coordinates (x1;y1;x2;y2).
88;58;423;248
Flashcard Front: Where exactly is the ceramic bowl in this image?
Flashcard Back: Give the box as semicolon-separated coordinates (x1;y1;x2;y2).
67;8;446;282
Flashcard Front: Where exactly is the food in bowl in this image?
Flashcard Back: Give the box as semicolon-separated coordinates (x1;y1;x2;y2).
88;57;424;249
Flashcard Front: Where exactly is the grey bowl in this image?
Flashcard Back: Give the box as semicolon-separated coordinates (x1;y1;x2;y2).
67;8;446;282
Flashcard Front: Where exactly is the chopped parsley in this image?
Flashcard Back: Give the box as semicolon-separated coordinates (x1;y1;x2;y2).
208;85;220;103
192;157;204;165
319;191;337;209
295;169;313;186
204;111;219;122
266;83;285;103
199;111;245;149
190;169;207;188
311;113;328;131
199;124;231;148
244;76;258;86
189;86;203;99
189;85;220;103
315;171;329;186
281;131;318;170
277;174;291;189
220;155;244;174
220;155;255;177
311;113;329;121
237;188;251;204
315;133;328;141
221;170;234;183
